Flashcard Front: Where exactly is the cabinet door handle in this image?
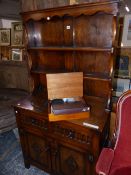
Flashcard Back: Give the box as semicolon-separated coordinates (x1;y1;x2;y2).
44;147;50;152
31;118;37;124
88;154;94;163
42;122;48;130
52;150;58;157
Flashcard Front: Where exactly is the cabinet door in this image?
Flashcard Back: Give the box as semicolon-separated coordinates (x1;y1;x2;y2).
58;144;93;175
27;132;51;172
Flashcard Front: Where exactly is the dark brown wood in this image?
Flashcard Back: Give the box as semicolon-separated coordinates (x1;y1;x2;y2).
46;72;83;99
21;1;119;21
28;47;112;51
14;95;109;175
14;1;119;175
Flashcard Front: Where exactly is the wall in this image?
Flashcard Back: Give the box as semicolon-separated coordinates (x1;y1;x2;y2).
0;19;19;28
0;0;21;19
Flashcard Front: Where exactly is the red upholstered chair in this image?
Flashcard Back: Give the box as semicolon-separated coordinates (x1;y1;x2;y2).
96;90;131;175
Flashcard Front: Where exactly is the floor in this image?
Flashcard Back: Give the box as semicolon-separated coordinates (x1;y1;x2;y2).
0;129;49;175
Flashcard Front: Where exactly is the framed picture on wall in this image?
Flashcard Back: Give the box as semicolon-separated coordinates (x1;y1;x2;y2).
121;14;131;47
0;28;10;46
11;49;22;61
114;55;130;78
70;0;78;5
11;22;23;46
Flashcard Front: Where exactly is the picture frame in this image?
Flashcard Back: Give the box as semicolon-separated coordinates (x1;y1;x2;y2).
11;22;23;46
113;78;130;97
70;0;78;5
121;14;131;47
114;55;130;78
11;49;22;61
0;28;10;46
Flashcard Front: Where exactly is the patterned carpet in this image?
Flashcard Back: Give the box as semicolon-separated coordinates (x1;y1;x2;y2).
0;130;49;175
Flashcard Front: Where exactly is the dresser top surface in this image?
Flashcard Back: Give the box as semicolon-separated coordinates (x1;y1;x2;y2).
14;94;109;132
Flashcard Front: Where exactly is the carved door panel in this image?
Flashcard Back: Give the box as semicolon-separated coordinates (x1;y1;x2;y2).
58;144;92;175
27;132;51;171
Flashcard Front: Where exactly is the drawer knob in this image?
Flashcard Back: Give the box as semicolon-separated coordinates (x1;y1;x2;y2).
68;130;75;139
88;154;94;163
31;118;36;124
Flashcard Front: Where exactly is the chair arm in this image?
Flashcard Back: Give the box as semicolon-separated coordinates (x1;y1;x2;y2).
96;148;114;175
110;166;131;175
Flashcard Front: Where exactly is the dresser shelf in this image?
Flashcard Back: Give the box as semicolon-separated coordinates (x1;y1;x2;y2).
28;47;112;52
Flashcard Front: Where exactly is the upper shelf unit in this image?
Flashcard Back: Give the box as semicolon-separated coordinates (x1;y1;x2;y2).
22;1;119;101
22;1;118;49
21;1;119;21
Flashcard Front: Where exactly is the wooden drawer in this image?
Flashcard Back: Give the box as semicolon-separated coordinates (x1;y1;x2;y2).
15;108;100;153
22;115;49;131
50;122;99;152
15;109;49;131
